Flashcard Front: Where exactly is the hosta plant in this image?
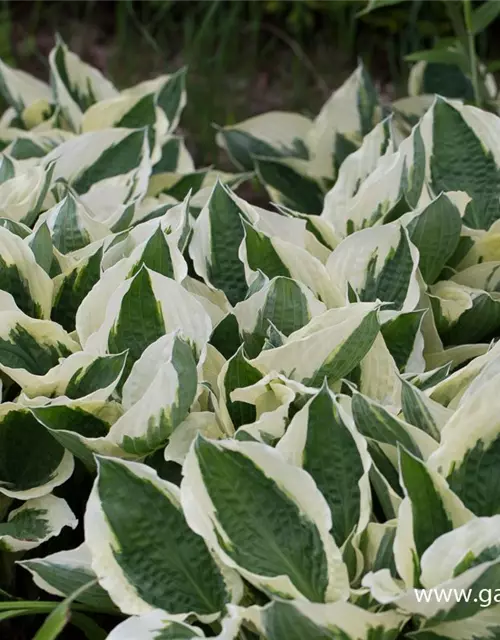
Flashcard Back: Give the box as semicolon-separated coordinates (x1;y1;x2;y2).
2;33;500;640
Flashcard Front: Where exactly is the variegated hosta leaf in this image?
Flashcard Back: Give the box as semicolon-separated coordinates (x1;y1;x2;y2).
241;218;343;308
0;310;79;392
327;223;420;315
43;128;151;221
0;160;53;225
151;135;194;179
101;195;189;279
0;59;52;114
350;391;438;462
0;404;74;498
85;456;242;618
155;67;187;133
403;192;463;285
419;97;500;230
128;222;187;280
322;116;395;236
30;399;124;472
454;346;500;411
228;372;315;443
420;516;500;589
454;220;500;271
0;226;53;318
77;266;211;381
0;216;31;239
18;543;116;610
27;221;57;275
380;309;426;373
52;244;103;331
416;277;448;370
213;346;263;435
233;275;326;358
254;155;325;215
362;522;398;578
122;67;187;135
307;63;382;180
423;344;490;376
451;260;500;292
240;599;406;640
164;412;224;466
0;494;76;552
430;280;500;344
189;180;250;305
0;149;17;179
40;190;110;255
49;36;118;131
81;90;168;165
3;128;74;161
23;101;60;131
250;303;380;388
427;341;500;409
394;448;473;587
106;333;198;456
407;362;452;391
429;370;500;516
357;332;402;410
400;378;451;438
19;350;127;401
277;384;371;548
181;436;350;602
216;111;312;172
326;119;427;236
407;58;498;102
106;607;242;640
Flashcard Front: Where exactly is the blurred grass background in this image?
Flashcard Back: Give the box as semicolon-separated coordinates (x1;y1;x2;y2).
0;0;499;165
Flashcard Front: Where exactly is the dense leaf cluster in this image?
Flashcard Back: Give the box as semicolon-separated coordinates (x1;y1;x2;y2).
0;33;500;640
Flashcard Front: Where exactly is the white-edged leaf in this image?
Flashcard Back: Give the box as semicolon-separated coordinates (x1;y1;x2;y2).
84;456;242;619
0;403;74;499
250;303;380;387
394;448;473;587
0;494;76;552
181;436;349;602
0;59;52;113
0;310;79;393
326;223;420;315
107;333;198;455
322;116;395;237
0;226;53;318
49;37;118;131
277;384;371;547
18;543;116;610
216;111;312;172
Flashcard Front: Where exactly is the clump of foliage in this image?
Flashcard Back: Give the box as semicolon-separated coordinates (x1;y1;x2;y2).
2;22;500;640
